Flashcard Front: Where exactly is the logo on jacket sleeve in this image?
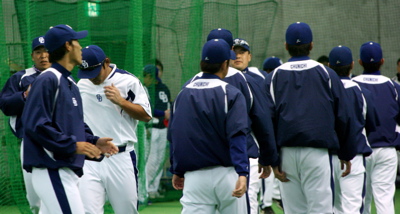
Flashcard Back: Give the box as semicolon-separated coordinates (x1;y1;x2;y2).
72;97;78;106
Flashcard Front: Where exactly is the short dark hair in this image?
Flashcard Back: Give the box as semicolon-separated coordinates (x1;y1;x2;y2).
361;62;382;73
287;43;311;57
317;55;329;63
200;60;228;74
329;64;352;77
397;58;400;65
49;40;74;63
156;59;164;71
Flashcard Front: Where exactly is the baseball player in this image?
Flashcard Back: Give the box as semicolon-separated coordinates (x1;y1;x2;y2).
0;36;50;214
169;38;249;214
328;45;379;213
21;25;118;214
352;42;400;214
265;22;357;213
77;45;152;214
391;58;400;84
232;38;268;81
260;56;284;214
230;38;278;214
142;64;171;198
262;56;283;74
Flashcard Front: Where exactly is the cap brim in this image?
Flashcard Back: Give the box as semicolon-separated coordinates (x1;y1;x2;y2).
78;65;101;79
32;44;45;51
230;50;236;60
73;30;88;40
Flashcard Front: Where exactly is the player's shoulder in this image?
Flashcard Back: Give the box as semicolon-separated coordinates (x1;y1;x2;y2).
111;65;140;82
341;79;360;89
352;74;392;84
186;77;227;89
37;67;61;82
227;66;246;78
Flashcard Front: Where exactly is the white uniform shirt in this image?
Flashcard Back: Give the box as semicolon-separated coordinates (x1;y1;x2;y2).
78;64;152;150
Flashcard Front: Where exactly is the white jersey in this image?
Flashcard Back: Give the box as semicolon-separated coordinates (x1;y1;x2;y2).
78;64;152;150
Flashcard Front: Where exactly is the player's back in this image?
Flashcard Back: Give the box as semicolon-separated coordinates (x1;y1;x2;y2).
268;58;349;150
169;74;248;175
352;74;400;148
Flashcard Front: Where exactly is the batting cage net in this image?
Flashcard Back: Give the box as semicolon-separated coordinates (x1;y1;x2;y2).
0;0;399;213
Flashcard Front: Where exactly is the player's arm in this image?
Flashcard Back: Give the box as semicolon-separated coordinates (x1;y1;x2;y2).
0;72;26;116
104;83;152;122
360;87;380;135
394;82;400;126
226;87;249;198
247;77;279;170
22;73;91;157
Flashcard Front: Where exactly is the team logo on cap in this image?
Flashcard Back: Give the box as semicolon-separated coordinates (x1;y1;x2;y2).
81;60;89;69
39;37;45;44
296;39;301;43
370;58;374;62
336;60;341;64
234;39;249;46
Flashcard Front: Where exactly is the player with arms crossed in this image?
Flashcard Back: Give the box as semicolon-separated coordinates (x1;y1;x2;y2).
265;22;357;213
77;45;152;214
21;25;118;214
0;36;50;214
328;45;379;213
352;42;400;214
169;39;253;214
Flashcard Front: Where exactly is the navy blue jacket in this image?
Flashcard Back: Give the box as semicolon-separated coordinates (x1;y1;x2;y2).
338;77;379;156
169;73;249;177
352;71;400;148
0;68;41;138
22;63;99;176
185;67;278;166
265;57;357;161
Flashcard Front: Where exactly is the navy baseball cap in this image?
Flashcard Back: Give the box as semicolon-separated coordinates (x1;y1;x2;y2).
143;64;161;82
263;56;282;70
360;41;382;63
207;28;234;47
286;22;313;45
233;38;250;52
202;39;236;64
78;45;106;79
31;36;45;51
44;24;88;53
329;45;353;66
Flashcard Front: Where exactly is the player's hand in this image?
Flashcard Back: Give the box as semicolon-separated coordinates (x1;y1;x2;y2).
232;175;247;198
258;164;272;179
172;174;184;190
164;109;170;120
95;137;118;157
104;83;123;105
340;160;352;177
76;141;102;159
273;165;289;182
24;84;31;98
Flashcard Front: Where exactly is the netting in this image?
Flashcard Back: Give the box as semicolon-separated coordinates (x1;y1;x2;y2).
0;0;400;213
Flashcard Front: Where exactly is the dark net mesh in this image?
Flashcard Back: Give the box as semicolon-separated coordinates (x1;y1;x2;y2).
0;0;399;213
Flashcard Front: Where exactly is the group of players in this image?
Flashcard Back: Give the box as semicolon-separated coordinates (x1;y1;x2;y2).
169;22;400;214
0;25;154;214
0;21;399;214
